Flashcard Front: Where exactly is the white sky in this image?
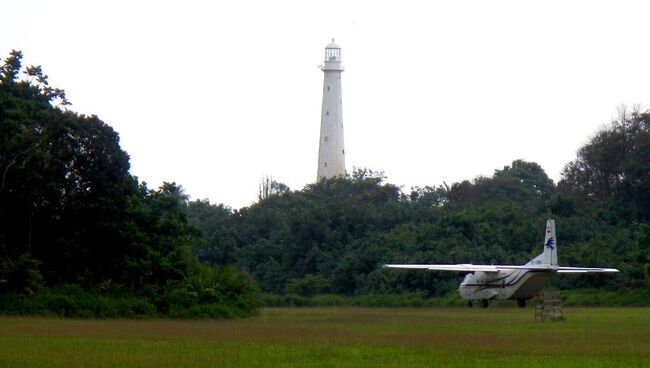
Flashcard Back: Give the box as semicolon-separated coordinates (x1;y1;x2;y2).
4;0;650;209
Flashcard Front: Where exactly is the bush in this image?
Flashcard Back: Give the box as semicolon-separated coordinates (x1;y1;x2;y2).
152;264;260;318
0;253;43;295
261;292;466;308
284;274;331;297
262;289;650;308
0;284;157;318
560;289;650;307
0;264;261;318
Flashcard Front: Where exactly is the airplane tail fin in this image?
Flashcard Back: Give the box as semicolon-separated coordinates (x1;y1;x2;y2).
526;219;558;266
542;219;558;266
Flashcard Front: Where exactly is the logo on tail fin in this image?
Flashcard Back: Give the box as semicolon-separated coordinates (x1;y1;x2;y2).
545;237;555;250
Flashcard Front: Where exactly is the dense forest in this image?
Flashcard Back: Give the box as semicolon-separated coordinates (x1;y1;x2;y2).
1;50;649;316
188;110;650;299
0;51;259;317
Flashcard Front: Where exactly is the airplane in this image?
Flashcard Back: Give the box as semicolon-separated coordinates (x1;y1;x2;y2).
384;219;619;308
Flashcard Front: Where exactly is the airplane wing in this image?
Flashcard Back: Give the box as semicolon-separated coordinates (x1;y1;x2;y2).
383;264;556;273
384;264;619;273
384;264;500;272
556;266;619;273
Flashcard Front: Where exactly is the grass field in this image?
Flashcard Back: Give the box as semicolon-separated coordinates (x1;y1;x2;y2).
1;307;649;367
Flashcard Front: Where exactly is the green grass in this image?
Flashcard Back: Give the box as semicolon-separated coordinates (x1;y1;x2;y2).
1;307;649;367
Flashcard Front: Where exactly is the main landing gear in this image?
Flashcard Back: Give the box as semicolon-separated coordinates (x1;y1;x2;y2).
517;298;526;308
467;300;490;308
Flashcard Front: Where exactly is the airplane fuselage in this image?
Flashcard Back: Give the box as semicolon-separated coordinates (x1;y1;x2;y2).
458;269;557;301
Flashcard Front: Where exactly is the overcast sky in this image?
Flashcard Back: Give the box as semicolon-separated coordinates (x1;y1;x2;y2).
4;0;650;209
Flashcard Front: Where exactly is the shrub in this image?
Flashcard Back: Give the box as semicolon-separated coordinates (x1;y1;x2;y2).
284;274;331;297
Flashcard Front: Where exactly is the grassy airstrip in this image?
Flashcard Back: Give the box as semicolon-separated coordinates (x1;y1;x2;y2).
0;307;649;367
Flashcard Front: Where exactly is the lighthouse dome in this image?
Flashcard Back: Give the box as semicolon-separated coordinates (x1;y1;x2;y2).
326;39;340;49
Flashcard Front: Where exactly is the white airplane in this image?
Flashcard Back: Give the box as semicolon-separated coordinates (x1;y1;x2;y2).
385;219;619;308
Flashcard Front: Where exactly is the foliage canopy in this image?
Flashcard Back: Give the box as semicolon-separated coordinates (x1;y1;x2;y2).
190;118;649;297
0;51;259;317
3;50;648;312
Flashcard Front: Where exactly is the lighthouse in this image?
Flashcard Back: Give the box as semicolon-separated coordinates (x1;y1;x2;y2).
317;39;346;180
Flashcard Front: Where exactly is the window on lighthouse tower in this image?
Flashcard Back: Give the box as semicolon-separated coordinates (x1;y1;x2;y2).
325;47;340;61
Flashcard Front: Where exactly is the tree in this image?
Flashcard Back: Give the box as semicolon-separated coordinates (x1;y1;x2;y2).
1;50;77;291
258;176;289;201
0;51;262;317
443;160;555;216
187;199;238;265
284;274;330;296
559;108;650;221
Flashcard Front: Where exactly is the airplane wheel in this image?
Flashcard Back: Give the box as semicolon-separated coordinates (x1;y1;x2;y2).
517;299;526;308
467;301;473;308
480;299;489;308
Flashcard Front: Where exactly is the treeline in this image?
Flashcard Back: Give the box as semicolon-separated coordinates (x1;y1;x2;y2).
0;51;259;317
2;50;649;316
189;110;650;298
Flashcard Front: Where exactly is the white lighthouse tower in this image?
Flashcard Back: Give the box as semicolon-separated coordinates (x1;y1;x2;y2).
317;39;346;180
